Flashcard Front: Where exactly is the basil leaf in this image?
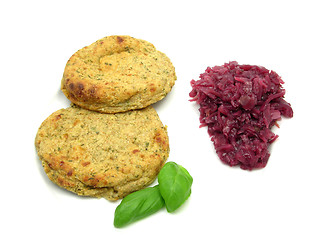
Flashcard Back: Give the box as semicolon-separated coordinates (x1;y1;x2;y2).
158;162;193;213
114;185;165;228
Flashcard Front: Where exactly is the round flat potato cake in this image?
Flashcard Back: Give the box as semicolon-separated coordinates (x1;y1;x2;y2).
35;106;169;200
61;35;176;113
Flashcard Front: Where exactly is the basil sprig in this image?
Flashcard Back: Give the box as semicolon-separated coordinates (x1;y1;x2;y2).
158;162;193;212
114;185;165;228
113;162;193;228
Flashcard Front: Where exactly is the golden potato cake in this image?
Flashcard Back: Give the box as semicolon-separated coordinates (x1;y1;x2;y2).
61;35;176;113
35;106;169;200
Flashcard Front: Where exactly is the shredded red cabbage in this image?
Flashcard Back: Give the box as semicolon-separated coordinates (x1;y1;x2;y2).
189;61;293;170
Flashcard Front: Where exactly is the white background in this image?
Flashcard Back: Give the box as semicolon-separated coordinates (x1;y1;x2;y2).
1;0;319;239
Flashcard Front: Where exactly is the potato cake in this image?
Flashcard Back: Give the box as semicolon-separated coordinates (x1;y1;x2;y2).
61;35;176;113
35;105;169;200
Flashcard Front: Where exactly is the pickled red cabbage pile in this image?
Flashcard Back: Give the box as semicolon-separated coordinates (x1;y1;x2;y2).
189;61;293;170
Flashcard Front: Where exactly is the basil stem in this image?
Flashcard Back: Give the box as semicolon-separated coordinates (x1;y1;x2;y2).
158;162;193;213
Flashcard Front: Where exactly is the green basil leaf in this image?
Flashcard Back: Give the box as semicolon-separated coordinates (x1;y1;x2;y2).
114;185;165;228
158;162;193;213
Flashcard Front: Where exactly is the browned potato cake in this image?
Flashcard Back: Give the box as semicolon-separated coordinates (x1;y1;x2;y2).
61;35;176;113
35;106;169;200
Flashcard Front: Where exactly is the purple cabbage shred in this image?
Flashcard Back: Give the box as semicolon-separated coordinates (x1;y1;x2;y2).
189;61;293;170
